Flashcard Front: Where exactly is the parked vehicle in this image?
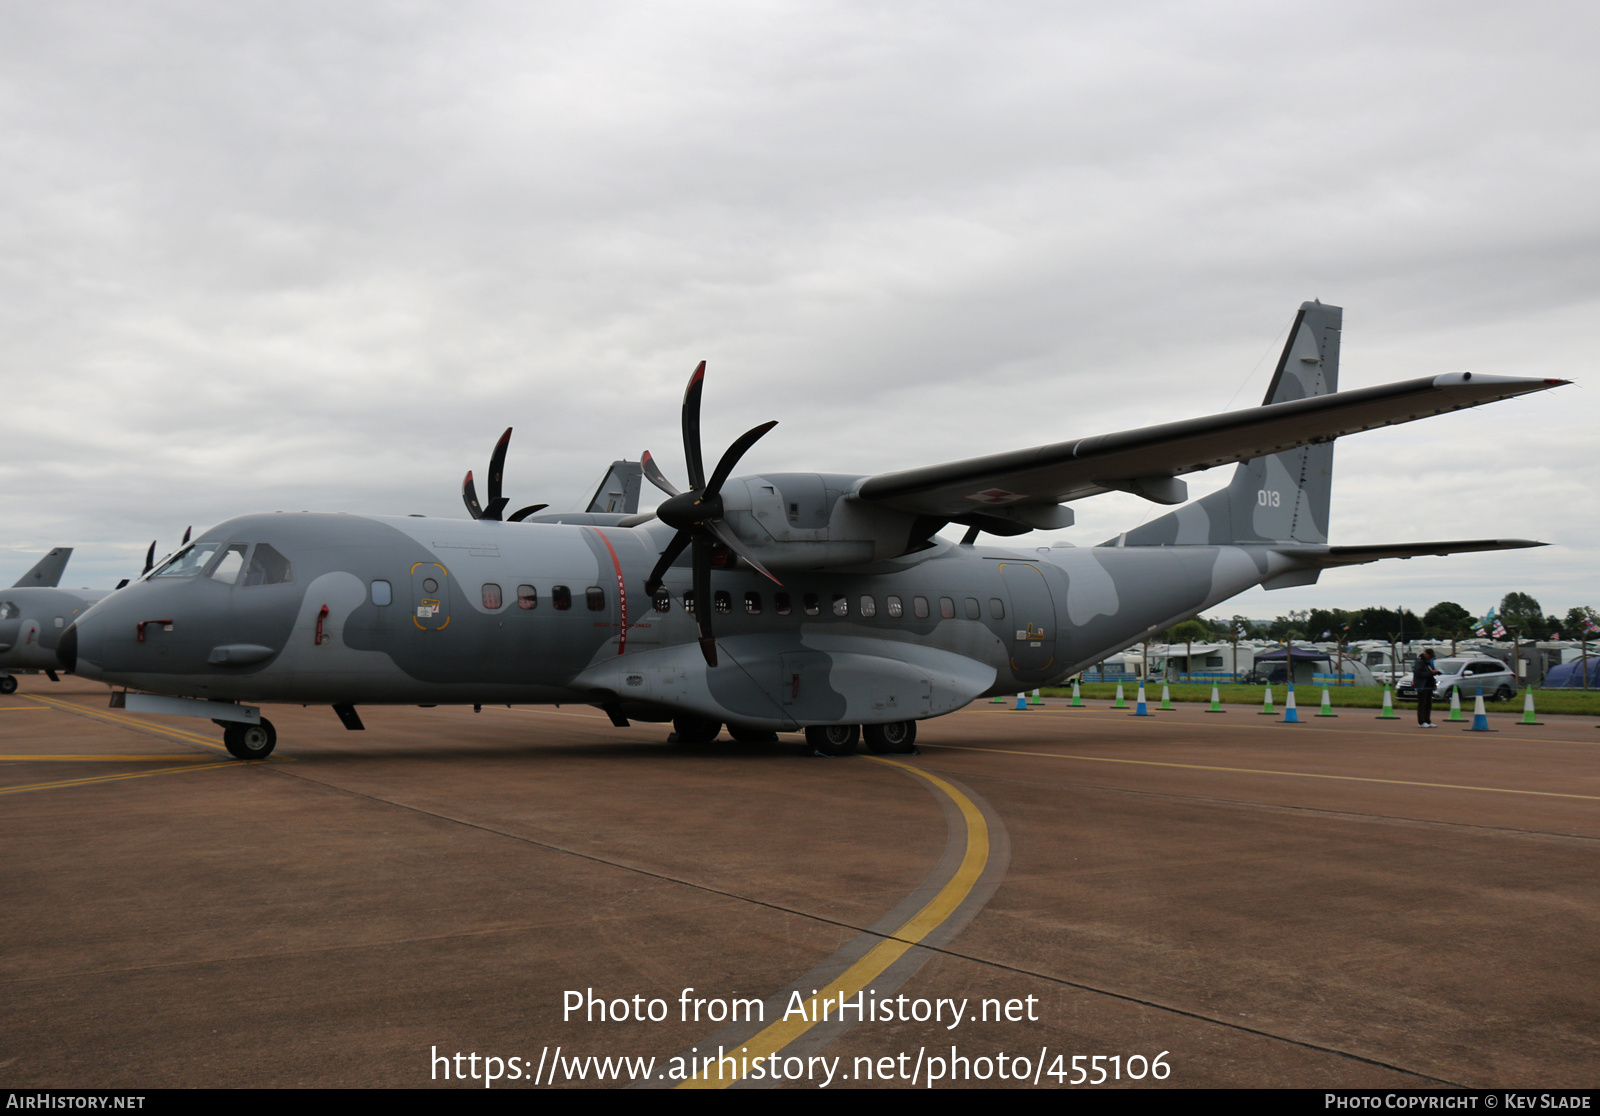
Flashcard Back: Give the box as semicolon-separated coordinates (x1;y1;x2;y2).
1396;657;1518;702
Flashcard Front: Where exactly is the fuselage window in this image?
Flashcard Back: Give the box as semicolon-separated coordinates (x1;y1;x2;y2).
371;580;392;606
482;583;504;610
242;544;293;587
886;595;903;618
553;585;572;611
803;593;820;616
939;597;955;619
208;543;249;585
859;595;876;618
745;592;761;615
518;584;537;610
683;591;696;614
774;593;792;616
989;597;1005;619
586;587;606;611
832;594;848;617
965;597;981;619
714;591;731;614
913;596;930;619
54;617;63;628
653;589;670;612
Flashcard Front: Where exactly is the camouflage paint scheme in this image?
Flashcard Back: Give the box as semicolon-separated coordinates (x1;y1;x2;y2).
60;303;1563;736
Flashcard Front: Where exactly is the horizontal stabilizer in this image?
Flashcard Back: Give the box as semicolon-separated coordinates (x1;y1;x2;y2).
858;373;1567;520
1280;539;1547;567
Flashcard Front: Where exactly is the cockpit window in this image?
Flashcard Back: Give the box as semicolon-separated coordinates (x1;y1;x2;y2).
0;601;18;620
150;543;221;578
207;543;249;585
241;544;293;587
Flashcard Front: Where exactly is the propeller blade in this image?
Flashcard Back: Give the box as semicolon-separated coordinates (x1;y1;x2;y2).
692;534;716;667
706;519;782;586
616;512;657;528
640;450;681;498
705;420;778;497
682;361;707;491
181;526;191;545
506;503;549;523
483;428;512;521
643;530;691;596
462;471;484;519
142;541;156;575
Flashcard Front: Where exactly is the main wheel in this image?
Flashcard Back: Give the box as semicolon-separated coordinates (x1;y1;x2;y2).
863;721;917;754
223;718;277;759
805;724;860;756
672;714;723;744
0;674;16;695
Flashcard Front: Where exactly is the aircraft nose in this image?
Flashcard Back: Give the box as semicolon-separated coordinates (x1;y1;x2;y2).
58;611;105;680
56;621;77;672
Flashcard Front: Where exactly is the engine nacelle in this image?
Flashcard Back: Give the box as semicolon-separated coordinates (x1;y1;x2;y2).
715;473;935;570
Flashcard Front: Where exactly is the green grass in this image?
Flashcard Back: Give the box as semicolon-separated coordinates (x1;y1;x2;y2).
1038;682;1600;717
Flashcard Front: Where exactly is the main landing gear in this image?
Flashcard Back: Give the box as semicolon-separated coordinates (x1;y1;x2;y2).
222;718;277;760
0;673;16;695
806;721;918;757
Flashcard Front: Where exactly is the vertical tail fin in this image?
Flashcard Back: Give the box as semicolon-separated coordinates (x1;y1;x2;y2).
11;547;72;588
1119;301;1341;547
583;460;644;514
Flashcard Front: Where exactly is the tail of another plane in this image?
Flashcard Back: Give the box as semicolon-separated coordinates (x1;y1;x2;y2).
11;547;72;588
1118;301;1342;547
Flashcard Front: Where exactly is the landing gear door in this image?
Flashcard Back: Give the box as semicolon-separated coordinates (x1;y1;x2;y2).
999;562;1058;683
410;562;452;632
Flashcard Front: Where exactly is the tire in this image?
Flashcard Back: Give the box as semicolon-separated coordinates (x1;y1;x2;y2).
1493;687;1514;703
805;724;860;757
728;725;779;743
223;718;277;760
672;715;722;744
863;721;917;754
0;674;16;695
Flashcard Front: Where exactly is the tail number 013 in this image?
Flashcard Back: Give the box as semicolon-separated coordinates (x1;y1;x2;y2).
1257;490;1282;507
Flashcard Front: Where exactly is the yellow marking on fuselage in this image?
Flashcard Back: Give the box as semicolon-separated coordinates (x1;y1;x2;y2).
678;756;989;1089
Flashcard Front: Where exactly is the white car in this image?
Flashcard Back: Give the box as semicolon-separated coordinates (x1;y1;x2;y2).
1397;657;1518;702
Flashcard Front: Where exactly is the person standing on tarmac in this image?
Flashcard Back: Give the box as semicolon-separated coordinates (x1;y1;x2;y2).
1413;648;1441;728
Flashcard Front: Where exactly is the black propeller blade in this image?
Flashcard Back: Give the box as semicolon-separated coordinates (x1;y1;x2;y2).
141;541;156;576
641;361;780;667
462;429;549;522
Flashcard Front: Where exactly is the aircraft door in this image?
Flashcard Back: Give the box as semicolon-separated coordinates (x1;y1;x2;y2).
410;562;452;632
999;562;1058;683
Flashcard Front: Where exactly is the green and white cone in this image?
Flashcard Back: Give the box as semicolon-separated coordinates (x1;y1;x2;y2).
1113;684;1127;710
1377;685;1398;719
1160;684;1173;710
1517;691;1544;726
1029;688;1044;706
1206;685;1225;713
1258;686;1276;715
1316;688;1337;717
1447;689;1464;721
1070;679;1085;708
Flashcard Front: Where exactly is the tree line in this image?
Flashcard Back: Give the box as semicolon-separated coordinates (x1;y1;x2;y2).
1173;595;1599;644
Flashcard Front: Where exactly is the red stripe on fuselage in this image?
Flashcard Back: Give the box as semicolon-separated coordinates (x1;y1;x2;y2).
588;528;628;656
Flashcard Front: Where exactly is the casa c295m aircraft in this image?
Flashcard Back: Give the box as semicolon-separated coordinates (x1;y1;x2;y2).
58;302;1564;759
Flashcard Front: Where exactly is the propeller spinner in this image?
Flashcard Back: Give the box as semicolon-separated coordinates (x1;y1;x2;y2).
641;361;781;667
462;428;548;523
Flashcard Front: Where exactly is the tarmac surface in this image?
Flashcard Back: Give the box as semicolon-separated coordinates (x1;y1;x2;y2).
3;674;1599;1089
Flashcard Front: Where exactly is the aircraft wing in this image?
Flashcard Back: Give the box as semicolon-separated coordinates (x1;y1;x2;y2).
856;373;1566;520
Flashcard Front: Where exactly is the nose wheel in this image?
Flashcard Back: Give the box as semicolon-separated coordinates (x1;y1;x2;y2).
223;718;277;760
0;673;16;695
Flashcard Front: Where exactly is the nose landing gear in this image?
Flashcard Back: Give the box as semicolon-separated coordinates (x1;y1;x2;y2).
223;718;277;760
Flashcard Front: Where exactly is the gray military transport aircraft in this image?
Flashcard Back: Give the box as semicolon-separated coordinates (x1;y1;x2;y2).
57;302;1565;759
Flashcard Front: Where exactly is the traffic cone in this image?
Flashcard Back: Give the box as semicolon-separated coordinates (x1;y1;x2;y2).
1205;685;1225;713
1014;692;1028;710
1029;688;1044;706
1516;691;1544;726
1316;688;1337;717
1446;689;1464;721
991;694;1006;703
1132;681;1151;716
1159;684;1174;710
1258;685;1276;715
1377;685;1398;719
1282;685;1300;723
1113;684;1127;710
1466;687;1495;732
1069;679;1086;708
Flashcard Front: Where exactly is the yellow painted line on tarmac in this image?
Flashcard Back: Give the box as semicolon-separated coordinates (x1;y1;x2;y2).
919;743;1600;802
0;759;248;796
20;695;228;751
0;706;48;712
0;754;231;762
678;756;989;1090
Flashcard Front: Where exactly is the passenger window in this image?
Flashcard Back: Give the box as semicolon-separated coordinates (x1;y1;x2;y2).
553;585;572;611
242;544;293;587
965;597;981;619
586;587;605;611
482;583;503;610
653;590;671;612
745;592;762;615
832;594;848;617
803;593;820;616
208;543;249;585
990;598;1005;619
517;584;537;610
714;591;731;614
939;597;955;619
775;593;792;616
913;596;929;619
371;580;392;606
859;595;876;618
54;617;63;628
887;595;903;618
683;590;696;614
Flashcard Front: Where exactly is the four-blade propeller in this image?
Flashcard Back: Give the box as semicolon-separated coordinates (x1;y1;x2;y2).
462;428;549;523
640;361;780;667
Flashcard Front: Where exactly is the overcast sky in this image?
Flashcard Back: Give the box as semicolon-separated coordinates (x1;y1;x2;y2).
3;1;1595;622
